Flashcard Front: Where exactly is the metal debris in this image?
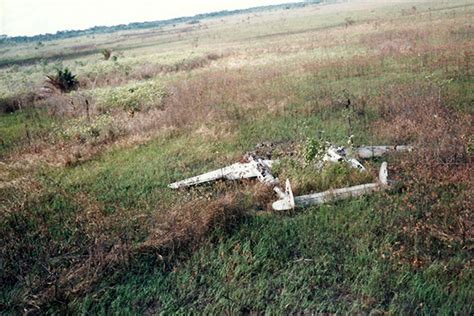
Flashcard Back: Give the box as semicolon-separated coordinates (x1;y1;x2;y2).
323;145;366;171
320;145;413;172
169;142;410;211
168;157;278;189
272;162;389;211
351;145;413;159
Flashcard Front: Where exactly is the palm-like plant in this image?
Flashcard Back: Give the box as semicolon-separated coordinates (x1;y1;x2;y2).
101;48;112;60
45;67;79;93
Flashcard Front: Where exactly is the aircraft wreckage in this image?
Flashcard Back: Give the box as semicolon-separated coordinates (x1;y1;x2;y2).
169;145;412;211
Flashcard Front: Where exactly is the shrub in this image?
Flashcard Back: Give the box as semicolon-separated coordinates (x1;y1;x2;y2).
101;48;112;60
345;17;355;27
52;114;114;143
304;133;329;164
95;81;166;112
45;67;79;93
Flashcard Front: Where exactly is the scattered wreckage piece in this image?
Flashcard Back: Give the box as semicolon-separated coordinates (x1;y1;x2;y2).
354;145;413;159
338;145;414;159
323;146;366;171
169;143;408;210
168;157;278;189
168;143;411;189
272;162;389;211
321;145;412;172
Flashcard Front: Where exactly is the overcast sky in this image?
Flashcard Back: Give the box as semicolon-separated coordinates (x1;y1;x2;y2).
0;0;300;36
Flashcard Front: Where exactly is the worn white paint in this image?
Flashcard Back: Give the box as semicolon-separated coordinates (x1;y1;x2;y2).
168;158;277;189
354;145;413;159
272;162;389;211
323;146;366;171
169;143;405;210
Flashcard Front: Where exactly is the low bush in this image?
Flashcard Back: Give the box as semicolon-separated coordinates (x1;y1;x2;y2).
52;114;115;143
95;81;166;112
101;48;112;61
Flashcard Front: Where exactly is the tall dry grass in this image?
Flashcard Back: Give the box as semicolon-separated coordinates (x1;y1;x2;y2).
372;83;473;266
2;184;266;312
80;53;225;89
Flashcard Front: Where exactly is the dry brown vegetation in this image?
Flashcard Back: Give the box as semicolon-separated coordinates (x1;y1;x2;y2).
373;83;473;266
80;53;225;89
1;0;473;313
2;182;269;312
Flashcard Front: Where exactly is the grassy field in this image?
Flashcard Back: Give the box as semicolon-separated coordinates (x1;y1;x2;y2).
1;0;473;314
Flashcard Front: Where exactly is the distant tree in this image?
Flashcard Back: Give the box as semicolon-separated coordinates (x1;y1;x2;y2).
45;67;79;93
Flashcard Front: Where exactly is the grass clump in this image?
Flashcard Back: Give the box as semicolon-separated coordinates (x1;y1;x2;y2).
95;80;166;112
52;114;116;143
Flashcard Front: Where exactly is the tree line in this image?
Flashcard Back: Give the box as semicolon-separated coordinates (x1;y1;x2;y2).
1;1;322;44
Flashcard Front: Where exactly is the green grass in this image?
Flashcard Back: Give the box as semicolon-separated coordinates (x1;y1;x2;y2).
94;80;166;111
75;196;472;314
0;110;53;157
3;93;470;313
1;0;473;314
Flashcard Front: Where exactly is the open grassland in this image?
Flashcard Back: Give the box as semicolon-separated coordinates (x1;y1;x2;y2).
1;0;473;314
